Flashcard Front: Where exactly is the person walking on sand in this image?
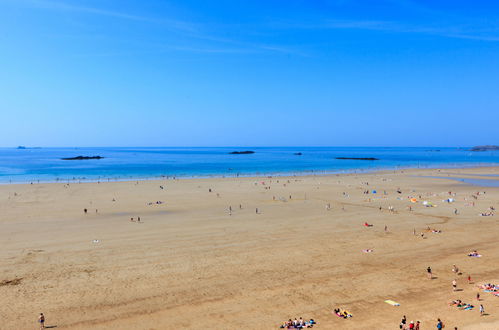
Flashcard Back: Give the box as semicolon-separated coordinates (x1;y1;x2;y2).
427;266;432;279
415;321;420;330
38;313;45;329
436;318;443;330
479;304;484;316
477;292;480;301
468;274;472;284
452;279;457;291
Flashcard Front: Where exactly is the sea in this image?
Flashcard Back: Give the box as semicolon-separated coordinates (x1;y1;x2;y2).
1;147;499;184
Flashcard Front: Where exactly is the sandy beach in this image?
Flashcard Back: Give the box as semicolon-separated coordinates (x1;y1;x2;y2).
1;167;498;329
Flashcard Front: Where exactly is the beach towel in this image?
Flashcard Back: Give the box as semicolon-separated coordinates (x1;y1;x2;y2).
468;254;482;257
384;300;400;306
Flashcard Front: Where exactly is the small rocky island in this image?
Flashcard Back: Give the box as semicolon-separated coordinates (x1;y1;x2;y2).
61;156;104;160
470;145;499;151
294;152;303;155
335;157;379;161
229;151;255;154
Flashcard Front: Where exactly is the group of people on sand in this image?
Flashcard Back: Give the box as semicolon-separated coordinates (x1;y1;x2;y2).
479;211;494;216
147;201;164;205
399;316;420;330
279;317;316;328
449;299;474;310
478;283;499;297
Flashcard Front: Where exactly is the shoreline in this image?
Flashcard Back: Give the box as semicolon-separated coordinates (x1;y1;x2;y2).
2;162;499;186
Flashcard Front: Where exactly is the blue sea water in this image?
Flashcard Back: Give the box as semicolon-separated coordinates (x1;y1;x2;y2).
1;147;498;184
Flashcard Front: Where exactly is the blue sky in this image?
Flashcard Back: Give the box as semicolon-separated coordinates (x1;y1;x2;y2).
1;0;498;147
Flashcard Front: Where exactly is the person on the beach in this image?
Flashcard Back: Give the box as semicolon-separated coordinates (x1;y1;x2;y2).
479;304;484;316
427;266;432;279
477;292;480;301
38;313;45;329
84;208;87;214
452;264;459;274
255;208;258;214
436;318;443;329
452;279;457;291
467;275;472;284
415;320;420;330
399;315;407;329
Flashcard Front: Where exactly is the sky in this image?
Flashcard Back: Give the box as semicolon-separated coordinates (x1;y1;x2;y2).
1;0;498;147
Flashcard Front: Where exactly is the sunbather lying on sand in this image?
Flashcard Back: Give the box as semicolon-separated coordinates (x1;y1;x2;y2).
467;250;481;257
279;317;316;328
333;308;352;318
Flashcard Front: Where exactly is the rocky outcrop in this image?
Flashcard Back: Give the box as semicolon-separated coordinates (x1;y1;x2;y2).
229;151;255;154
335;157;379;161
470;145;499;151
61;156;104;160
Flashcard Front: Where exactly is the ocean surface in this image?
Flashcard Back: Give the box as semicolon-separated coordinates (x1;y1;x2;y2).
1;147;499;184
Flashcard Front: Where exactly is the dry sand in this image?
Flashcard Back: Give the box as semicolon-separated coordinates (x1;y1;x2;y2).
1;167;498;329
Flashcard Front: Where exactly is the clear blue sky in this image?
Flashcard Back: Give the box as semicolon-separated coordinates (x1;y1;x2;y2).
1;0;498;147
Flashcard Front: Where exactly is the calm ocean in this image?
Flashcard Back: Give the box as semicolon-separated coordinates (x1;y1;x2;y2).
1;147;498;183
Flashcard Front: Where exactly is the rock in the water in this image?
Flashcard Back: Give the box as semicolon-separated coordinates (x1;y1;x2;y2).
335;157;379;161
61;156;104;160
470;145;499;151
229;151;255;154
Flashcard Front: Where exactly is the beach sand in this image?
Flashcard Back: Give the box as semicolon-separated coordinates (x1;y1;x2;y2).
1;167;498;329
